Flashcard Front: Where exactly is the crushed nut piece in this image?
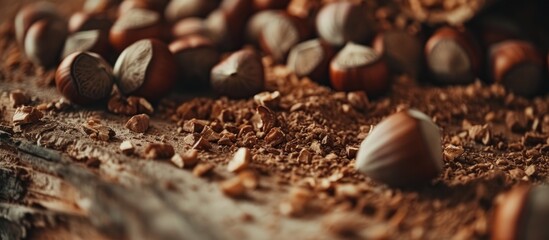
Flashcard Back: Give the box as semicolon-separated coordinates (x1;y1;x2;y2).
347;91;369;111
279;187;312;217
192;137;211;150
108;95;154;115
144;143;175;159
125;114;150;133
297;149;312;162
443;144;464;161
254;91;281;109
227;147;252;173
9;90;30;107
201;126;221;142
182;119;208;133
256;106;276;133
238;170;259;189
81;119;115;141
346;147;359;158
220;177;246;198
171;149;199;168
264;127;285;146
119;140;135;155
193;163;214;177
13;106;43;125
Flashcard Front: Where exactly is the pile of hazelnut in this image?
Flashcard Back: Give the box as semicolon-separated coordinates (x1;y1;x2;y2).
13;0;549;238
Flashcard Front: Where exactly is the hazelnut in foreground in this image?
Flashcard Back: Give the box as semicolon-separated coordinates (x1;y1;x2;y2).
113;39;176;101
492;185;549;240
109;8;164;52
316;2;372;46
373;30;423;78
25;19;68;69
425;26;482;85
355;109;443;187
330;42;390;98
210;49;265;99
55;52;114;106
489;40;545;97
287;38;335;85
169;35;220;89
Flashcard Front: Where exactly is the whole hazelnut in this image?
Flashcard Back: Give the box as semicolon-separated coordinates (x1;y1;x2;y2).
287;38;335;85
113;39;176;101
14;1;64;46
425;26;482;85
356;109;443;187
330;42;390;98
171;17;209;40
210;49;264;99
169;34;220;89
68;11;112;33
492;185;549;240
253;0;290;11
259;14;309;63
489;40;544;97
109;8;164;52
205;10;242;51
55;52;114;105
62;29;110;59
25;19;68;69
165;0;218;23
316;2;373;46
373;30;423;78
246;10;283;45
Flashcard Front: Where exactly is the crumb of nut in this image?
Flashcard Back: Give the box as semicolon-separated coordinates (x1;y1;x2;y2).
13;106;43;125
144;143;175;159
220;177;246;198
346;146;359;158
227;147;252;173
81;119;115;141
443;144;464;161
171;149;199;168
182;119;208;133
280;187;312;217
9;90;30;107
108;95;154;116
201;126;221;142
193;163;214;177
129;96;154;115
335;184;360;199
256;106;276;133
297;149;312;163
265;127;285;146
238;170;259;189
254;91;281;109
119;140;135;155
347;91;369;111
125;114;150;133
192;137;211;150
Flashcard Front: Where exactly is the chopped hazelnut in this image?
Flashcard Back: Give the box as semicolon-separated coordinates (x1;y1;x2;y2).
193;163;214;177
220;177;246;198
171;149;199;168
125;114;150;133
144;143;175;159
119;140;135;155
13;106;43;125
227;147;252;173
9;90;30;107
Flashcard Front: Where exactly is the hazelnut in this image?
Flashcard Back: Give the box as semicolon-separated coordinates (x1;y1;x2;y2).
25;19;68;69
169;34;220;89
355;109;443;187
259;14;308;63
113;39;177;101
83;0;121;14
253;0;290;11
492;185;549;240
55;52;114;106
205;10;242;51
14;1;64;46
425;26;482;84
473;15;522;47
171;17;209;40
220;0;254;28
164;0;218;23
287;38;335;85
125;113;150;133
210;48;264;99
372;30;423;78
316;2;373;46
62;30;110;59
246;10;283;45
329;42;390;98
68;11;112;33
109;8;164;52
489;40;544;97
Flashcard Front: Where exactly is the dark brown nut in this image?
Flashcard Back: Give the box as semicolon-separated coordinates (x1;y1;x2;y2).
14;1;64;46
13;106;43;125
489;40;544;97
315;2;372;46
165;0;218;23
109;8;164;52
171;17;209;39
210;49;264;99
253;0;290;11
330;42;390;98
68;11;112;33
356;109;443;187
25;19;68;69
144;142;175;159
287;38;335;85
491;185;549;240
259;14;308;63
425;26;482;85
169;35;220;89
125;114;150;133
372;30;423;78
113;39;177;101
55;52;114;106
245;10;283;45
62;29;110;59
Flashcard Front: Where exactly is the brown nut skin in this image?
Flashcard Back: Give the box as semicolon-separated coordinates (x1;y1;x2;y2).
55;52;114;106
171;17;209;40
425;26;482;85
14;1;64;47
68;11;112;33
286;38;335;86
109;8;165;52
25;19;68;69
210;48;265;99
165;0;218;23
489;40;544;97
258;13;310;63
316;1;373;47
169;34;220;89
373;30;423;78
253;0;290;11
113;39;176;102
330;43;390;98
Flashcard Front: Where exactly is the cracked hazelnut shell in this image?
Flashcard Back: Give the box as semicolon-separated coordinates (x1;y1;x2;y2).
109;8;165;52
55;52;114;105
356;109;443;187
113;39;176;101
210;49;264;99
